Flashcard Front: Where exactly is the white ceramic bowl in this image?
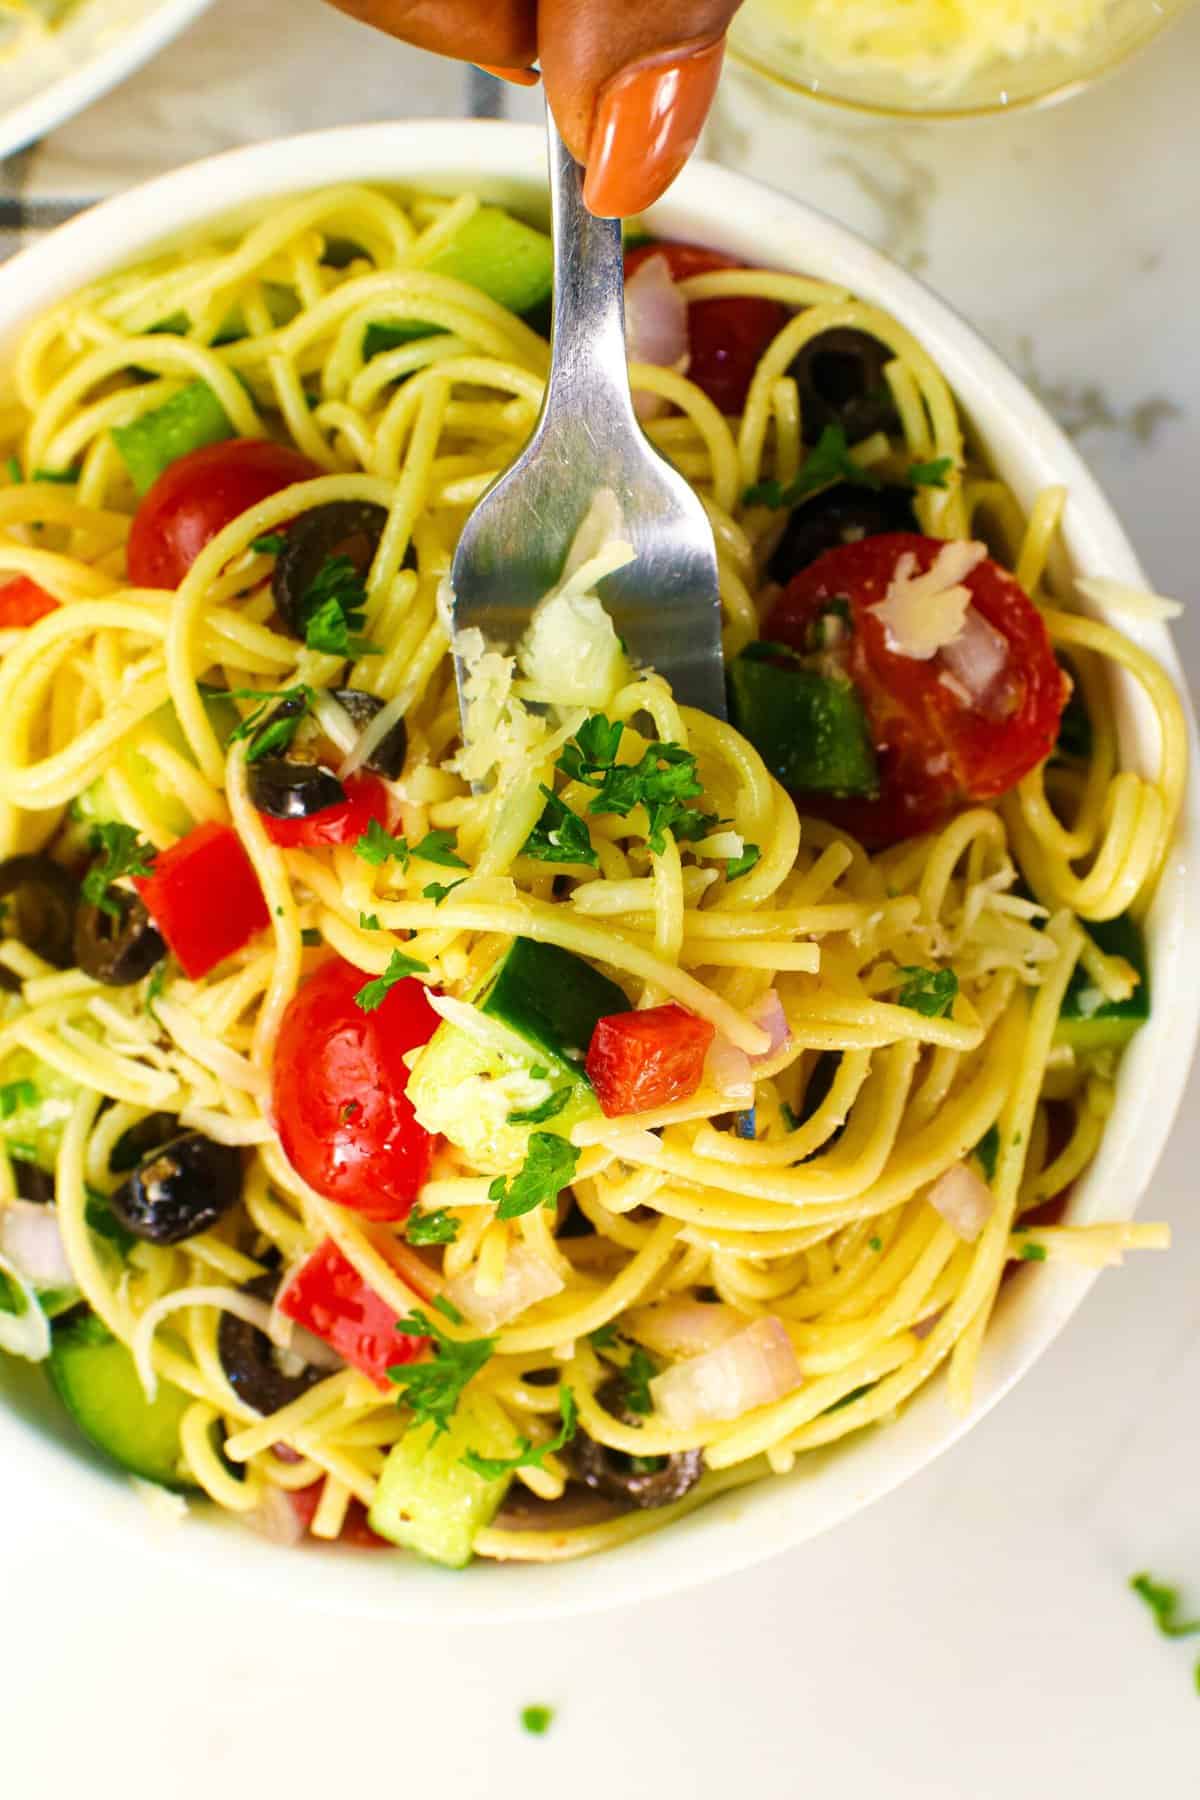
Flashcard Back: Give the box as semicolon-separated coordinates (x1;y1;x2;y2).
0;121;1195;1622
0;0;213;164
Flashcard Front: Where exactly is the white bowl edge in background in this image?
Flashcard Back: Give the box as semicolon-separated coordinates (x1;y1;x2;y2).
0;120;1194;1623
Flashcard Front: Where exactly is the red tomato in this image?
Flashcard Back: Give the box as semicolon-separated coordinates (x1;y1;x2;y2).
278;1237;428;1391
259;773;388;850
126;438;320;589
625;241;788;416
273;956;438;1221
134;820;269;978
586;1004;715;1118
0;576;57;628
766;533;1068;847
286;1483;391;1549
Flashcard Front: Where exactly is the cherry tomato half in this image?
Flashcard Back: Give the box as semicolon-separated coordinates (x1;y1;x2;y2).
766;533;1067;847
625;242;788;417
0;576;58;629
273;956;439;1222
259;772;389;850
126;438;320;589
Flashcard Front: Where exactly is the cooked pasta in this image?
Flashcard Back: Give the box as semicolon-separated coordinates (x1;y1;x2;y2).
0;183;1181;1566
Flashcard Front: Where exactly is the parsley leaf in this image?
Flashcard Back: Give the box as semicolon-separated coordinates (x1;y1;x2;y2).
908;456;954;489
405;1208;460;1246
507;1086;573;1127
556;713;625;783
388;1308;495;1435
354;819;409;867
1130;1573;1200;1638
779;1101;801;1133
973;1123;1000;1183
621;1346;657;1416
726;843;761;883
300;554;380;658
523;788;598;867
300;928;322;948
743;425;884;509
1019;1242;1047;1262
358;911;381;930
81;824;156;918
520;1706;555;1737
251;532;285;555
868;1235;883;1252
143;961;168;1026
487;1132;580;1221
84;1185;136;1256
354;949;429;1012
895;966;959;1019
423;879;466;907
228;686;313;764
4;455;19;484
588;1322;620;1351
411;830;467;869
557;722;718;856
0;1079;36;1119
461;1385;578;1480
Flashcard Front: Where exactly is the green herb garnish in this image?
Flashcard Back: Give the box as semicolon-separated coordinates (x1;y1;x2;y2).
520;1706;555;1737
507;1087;573;1127
301;554;380;658
726;844;761;883
743;425;883;509
621;1346;657;1416
555;717;717;855
461;1385;577;1479
423;879;466;907
405;1208;460;1247
973;1124;1000;1183
895;966;959;1019
0;1079;36;1119
908;457;954;489
523;788;598;867
354;949;429;1012
487;1132;580;1221
1019;1242;1047;1262
81;824;156;918
251;533;285;555
588;1322;619;1351
228;685;313;764
388;1307;496;1436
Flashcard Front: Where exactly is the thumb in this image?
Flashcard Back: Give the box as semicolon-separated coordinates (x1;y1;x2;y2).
537;0;742;218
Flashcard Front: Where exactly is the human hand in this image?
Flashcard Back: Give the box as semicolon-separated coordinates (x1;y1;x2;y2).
325;0;742;217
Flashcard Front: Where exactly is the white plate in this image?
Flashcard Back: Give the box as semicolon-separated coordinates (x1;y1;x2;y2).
0;0;212;163
0;120;1196;1622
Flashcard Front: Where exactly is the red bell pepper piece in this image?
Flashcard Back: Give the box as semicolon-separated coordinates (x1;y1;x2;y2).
277;1237;428;1392
585;1004;715;1118
285;1483;391;1548
0;576;58;628
259;772;388;849
134;820;269;979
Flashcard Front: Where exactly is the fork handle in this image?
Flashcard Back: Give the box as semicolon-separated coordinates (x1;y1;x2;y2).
541;104;638;440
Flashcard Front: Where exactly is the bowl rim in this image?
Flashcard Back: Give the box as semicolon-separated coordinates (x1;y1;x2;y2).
0;118;1195;1623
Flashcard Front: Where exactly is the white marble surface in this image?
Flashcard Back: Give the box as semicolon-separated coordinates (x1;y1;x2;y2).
4;7;1200;1797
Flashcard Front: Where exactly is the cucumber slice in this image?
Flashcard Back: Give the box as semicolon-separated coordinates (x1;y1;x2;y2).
728;648;879;798
74;694;239;837
479;938;630;1069
47;1312;196;1489
363;205;553;357
1056;913;1149;1054
0;1045;85;1173
112;382;233;495
148;284;299;346
368;1394;514;1567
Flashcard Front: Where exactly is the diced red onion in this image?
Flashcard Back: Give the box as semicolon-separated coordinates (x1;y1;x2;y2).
445;1245;564;1333
912;1308;944;1340
244;1484;309;1548
628;1298;745;1358
649;1316;803;1428
927;1160;994;1242
0;1200;73;1291
625;253;689;422
746;989;791;1060
941;605;1010;702
704;1033;754;1100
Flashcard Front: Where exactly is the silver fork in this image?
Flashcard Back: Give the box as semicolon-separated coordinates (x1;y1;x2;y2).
449;106;726;725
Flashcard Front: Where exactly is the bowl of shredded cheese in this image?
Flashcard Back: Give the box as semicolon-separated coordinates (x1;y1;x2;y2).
727;0;1195;116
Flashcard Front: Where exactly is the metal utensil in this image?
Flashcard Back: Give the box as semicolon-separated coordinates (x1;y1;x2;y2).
449;105;726;724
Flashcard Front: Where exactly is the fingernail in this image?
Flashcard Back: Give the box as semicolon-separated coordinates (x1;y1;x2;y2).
583;36;724;219
477;62;540;88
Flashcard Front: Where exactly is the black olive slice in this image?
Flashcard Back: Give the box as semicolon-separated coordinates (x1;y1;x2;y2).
272;501;388;639
108;1111;179;1174
767;481;917;585
218;1272;326;1415
569;1377;704;1510
329;689;408;781
247;756;346;820
74;890;165;987
789;327;899;447
0;854;80;969
109;1131;242;1246
15;1161;54;1205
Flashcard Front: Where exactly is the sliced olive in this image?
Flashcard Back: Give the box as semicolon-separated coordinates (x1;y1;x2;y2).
247;756;346;820
0;854;79;969
109;1131;242;1246
74;889;165;987
790;327;899;446
569;1377;704;1509
109;1112;179;1174
218;1272;326;1415
15;1160;54;1205
329;688;408;781
767;481;917;586
272;501;388;639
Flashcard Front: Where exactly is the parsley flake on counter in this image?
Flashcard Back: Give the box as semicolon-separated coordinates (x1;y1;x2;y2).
354;949;429;1012
895;965;958;1019
81;824;156;918
743;425;883;509
488;1131;580;1221
405;1208;460;1247
388;1307;495;1435
520;1706;555;1737
1130;1572;1200;1638
461;1385;577;1480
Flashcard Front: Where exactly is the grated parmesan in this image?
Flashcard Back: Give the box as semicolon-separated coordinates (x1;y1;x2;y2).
1076;575;1184;624
872;540;986;660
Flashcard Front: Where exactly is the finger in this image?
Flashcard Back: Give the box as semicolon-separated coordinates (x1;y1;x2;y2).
326;0;537;71
538;0;741;217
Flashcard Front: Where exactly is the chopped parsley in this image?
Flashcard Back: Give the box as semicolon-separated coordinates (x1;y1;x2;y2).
555;716;717;855
84;1186;136;1256
423;879;467;906
354;949;429;1012
33;466;79;485
354;821;467;871
488;1131;580;1221
507;1087;573;1127
973;1124;1000;1183
227;685;313;764
779;1101;801;1133
1019;1242;1047;1262
387;1303;496;1435
620;1346;657;1416
143;960;168;1026
895;965;959;1019
4;455;19;484
0;1079;35;1119
523;788;598;867
588;1322;620;1351
743;425;883;509
1130;1572;1200;1638
461;1385;577;1479
81;824;156;918
908;456;954;489
520;1706;555;1737
868;1235;883;1252
300;928;322;948
411;830;468;869
726;843;761;883
358;911;381;931
251;532;285;555
405;1208;460;1247
300;554;380;658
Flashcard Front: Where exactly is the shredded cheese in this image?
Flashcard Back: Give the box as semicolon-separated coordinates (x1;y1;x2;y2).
872;540;986;660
